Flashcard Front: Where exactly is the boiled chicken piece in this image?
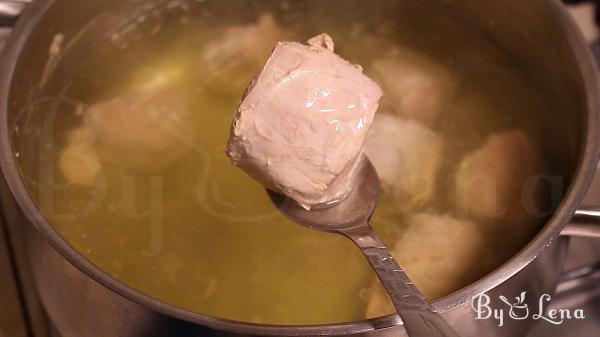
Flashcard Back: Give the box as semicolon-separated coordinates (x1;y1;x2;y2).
365;213;493;318
371;48;455;125
454;130;542;222
226;34;383;209
203;14;290;96
84;68;194;173
364;113;442;211
59;127;101;186
453;130;543;253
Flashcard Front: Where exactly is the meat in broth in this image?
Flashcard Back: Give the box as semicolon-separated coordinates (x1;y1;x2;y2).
20;0;558;325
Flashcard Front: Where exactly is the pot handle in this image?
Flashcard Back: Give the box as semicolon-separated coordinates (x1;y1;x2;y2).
0;0;29;27
562;207;600;238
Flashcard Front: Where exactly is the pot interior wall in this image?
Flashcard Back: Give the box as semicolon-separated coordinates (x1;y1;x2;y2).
1;0;589;324
449;0;585;177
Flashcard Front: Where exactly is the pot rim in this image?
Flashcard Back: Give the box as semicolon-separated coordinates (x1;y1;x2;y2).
0;0;599;335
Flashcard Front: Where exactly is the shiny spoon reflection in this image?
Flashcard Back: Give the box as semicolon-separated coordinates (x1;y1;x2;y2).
267;156;460;337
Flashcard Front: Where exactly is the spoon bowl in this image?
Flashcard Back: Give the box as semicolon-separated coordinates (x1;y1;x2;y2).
267;157;380;233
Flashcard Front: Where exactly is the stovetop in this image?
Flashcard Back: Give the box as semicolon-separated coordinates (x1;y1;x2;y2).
0;2;599;337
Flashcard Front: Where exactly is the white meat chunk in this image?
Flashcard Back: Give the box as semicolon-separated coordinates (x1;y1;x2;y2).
454;130;542;222
59;127;101;186
364;113;442;211
365;213;493;318
371;48;455;125
226;34;383;209
202;14;290;96
84;70;194;173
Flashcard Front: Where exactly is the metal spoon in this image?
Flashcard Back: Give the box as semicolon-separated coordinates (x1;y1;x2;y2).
267;156;460;337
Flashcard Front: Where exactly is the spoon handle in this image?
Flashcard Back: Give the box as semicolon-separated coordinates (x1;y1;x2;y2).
345;225;461;337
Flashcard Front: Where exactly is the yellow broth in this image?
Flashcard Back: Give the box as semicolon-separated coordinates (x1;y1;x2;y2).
17;0;560;325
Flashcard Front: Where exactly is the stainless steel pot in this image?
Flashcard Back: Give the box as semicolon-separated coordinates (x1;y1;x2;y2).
1;0;600;336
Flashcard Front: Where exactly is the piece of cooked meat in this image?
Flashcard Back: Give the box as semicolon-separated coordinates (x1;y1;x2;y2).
59;126;101;186
364;113;442;211
202;14;290;96
453;130;543;253
371;48;455;125
454;130;541;222
84;81;194;173
226;33;383;209
365;213;493;318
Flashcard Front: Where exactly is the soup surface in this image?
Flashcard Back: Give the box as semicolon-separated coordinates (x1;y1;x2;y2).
17;0;560;325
